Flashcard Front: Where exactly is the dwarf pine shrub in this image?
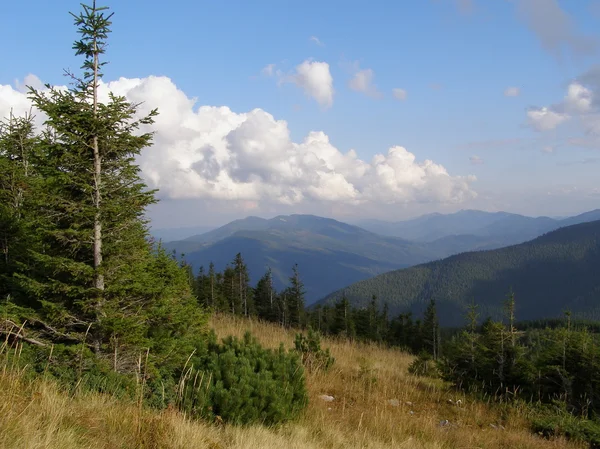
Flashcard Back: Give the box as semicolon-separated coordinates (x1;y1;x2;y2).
179;331;308;425
294;329;335;372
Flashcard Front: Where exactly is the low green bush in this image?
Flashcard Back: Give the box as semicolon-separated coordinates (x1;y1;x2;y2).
532;402;600;448
408;351;440;378
180;331;308;425
294;329;335;372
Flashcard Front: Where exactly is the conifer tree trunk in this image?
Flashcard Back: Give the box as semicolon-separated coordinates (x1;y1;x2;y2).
92;2;104;295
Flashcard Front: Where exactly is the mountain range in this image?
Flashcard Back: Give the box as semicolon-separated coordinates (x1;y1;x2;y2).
354;209;600;243
318;219;600;327
163;209;600;305
164;215;440;302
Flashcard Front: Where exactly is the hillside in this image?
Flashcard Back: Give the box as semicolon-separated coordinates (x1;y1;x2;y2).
0;315;580;449
318;220;600;327
166;211;600;304
165;215;439;303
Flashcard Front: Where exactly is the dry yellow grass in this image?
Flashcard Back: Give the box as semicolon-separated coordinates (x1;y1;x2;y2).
0;314;585;449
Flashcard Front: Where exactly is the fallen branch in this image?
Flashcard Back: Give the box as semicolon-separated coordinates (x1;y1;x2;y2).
0;328;47;347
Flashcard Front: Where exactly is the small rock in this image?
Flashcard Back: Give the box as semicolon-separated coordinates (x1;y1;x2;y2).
319;394;334;402
409;410;415;415
405;401;413;406
489;424;498;429
388;399;400;407
439;419;450;427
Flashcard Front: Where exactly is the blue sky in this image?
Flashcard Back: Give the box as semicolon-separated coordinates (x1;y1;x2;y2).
1;0;600;227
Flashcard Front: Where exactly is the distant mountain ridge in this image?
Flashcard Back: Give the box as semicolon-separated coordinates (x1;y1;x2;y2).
317;220;600;327
164;214;439;303
163;209;600;306
354;209;600;243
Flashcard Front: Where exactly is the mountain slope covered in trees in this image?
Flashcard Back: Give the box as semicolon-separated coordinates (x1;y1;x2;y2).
166;215;441;302
318;220;600;326
166;211;600;304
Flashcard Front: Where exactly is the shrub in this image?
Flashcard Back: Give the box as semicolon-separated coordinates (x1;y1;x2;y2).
294;329;335;372
179;331;308;425
408;351;440;378
531;402;600;447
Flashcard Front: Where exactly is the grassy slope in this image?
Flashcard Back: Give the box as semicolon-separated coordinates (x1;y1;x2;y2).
0;315;582;449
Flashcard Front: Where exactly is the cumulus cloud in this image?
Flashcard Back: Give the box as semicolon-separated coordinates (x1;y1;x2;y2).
14;74;44;93
515;0;597;61
392;88;407;101
0;75;477;208
527;106;569;131
526;80;597;132
282;59;334;108
504;86;520;97
347;63;382;98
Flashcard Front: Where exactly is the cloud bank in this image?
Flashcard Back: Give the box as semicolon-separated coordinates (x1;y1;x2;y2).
1;75;477;210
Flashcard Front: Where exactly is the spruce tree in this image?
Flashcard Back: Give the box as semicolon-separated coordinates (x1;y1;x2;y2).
423;299;440;360
8;2;206;367
286;264;305;327
0;112;39;302
255;267;277;321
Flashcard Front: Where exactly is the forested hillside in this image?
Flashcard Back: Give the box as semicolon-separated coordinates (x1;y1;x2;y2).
164;214;441;302
167;210;600;304
318;220;600;326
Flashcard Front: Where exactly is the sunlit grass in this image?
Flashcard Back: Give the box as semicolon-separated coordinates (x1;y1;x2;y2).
0;314;584;449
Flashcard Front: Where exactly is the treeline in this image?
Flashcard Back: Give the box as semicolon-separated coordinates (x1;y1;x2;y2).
432;300;600;446
192;255;600;444
189;253;442;355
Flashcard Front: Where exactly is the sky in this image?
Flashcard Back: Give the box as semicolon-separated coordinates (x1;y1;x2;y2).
1;0;600;228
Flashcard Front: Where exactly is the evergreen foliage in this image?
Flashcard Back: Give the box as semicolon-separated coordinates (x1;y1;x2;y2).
0;0;208;409
294;328;335;372
179;332;308;425
319;220;600;326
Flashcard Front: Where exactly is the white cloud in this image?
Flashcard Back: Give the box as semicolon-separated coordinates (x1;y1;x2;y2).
504;86;520;97
526;81;595;132
0;82;42;126
469;155;484;165
14;74;44;93
347;64;382;98
283;59;334;108
309;36;324;46
542;145;554;154
392;88;407;101
564;82;592;114
1;75;477;209
526;106;569;131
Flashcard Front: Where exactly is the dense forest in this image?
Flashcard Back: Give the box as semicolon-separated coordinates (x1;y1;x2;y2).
319;219;600;326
